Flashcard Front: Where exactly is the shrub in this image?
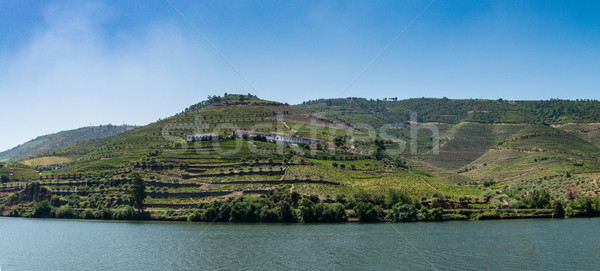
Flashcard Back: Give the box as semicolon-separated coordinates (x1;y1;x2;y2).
55;206;76;219
0;175;9;183
100;208;113;220
521;189;550;209
430;207;444;221
388;203;418;222
476;210;500;220
298;198;316;223
113;206;136;220
202;202;221;222
353;201;378;222
81;208;96;219
278;200;296;222
322;203;346;222
188;211;203;222
566;196;600;217
257;206;278;222
9;207;22;217
218;202;232;222
418;206;431;221
229;200;250;222
551;200;565;218
51;195;63;207
334;193;346;205
384;189;415;209
32;201;54;218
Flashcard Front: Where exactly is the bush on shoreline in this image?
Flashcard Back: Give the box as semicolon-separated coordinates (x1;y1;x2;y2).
7;189;600;223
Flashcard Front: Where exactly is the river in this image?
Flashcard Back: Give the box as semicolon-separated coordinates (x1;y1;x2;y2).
1;217;599;270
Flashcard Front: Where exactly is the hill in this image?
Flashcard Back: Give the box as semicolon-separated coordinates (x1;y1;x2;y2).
296;97;600;125
297;97;600;201
0;94;482;221
3;95;600;221
0;125;137;162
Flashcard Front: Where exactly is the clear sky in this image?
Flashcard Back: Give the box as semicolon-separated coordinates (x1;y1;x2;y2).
1;0;599;151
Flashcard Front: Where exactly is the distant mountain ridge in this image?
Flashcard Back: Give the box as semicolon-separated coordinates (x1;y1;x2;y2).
296;97;600;125
0;124;137;162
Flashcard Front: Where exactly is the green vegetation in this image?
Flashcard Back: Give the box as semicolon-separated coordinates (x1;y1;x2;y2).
129;173;147;212
297;97;600;125
0;124;136;162
2;95;600;223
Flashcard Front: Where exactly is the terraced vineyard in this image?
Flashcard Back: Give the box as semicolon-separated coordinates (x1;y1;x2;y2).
3;95;600;221
1;95;485;220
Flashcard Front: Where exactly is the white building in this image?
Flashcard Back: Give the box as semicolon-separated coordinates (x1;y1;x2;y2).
235;130;322;145
186;133;218;142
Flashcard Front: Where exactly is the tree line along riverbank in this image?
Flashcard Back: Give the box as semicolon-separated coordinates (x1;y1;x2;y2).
3;177;600;223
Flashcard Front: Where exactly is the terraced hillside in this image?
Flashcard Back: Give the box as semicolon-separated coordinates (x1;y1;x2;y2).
298;98;600;199
554;123;600;146
4;96;600;221
460;125;600;180
1;95;481;220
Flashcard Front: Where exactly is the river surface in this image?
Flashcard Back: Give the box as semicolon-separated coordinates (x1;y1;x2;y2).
1;217;599;270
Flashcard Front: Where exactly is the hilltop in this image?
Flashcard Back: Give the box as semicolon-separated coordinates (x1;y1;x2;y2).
0;125;137;162
297;97;600;125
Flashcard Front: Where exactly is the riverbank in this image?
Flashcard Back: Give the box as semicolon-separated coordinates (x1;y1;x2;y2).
0;205;560;222
4;184;600;223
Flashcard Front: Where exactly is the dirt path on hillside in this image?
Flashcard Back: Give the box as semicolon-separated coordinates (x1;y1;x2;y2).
283;121;297;133
281;166;290;180
420;178;435;189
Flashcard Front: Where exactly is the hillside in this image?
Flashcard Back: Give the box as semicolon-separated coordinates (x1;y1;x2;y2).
301;98;600;199
0;125;137;162
0;94;482;221
297;97;600;125
2;95;600;221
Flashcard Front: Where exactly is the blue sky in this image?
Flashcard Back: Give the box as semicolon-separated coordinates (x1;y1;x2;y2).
1;0;599;151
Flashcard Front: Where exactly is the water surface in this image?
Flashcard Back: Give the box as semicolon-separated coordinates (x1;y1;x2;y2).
1;217;599;270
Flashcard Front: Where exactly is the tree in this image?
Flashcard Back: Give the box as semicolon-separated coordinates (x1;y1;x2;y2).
230;200;250;222
298;198;316;222
522;189;551;209
129;173;147;212
374;139;386;160
388;203;418;222
0;175;9;183
334;193;347;205
278;200;296;222
322;203;346;222
334;136;346;147
552;200;565;218
32;200;53;218
353;201;378;222
384;189;414;209
81;208;95;219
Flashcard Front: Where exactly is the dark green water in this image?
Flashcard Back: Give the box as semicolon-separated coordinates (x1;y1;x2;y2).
1;217;599;270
